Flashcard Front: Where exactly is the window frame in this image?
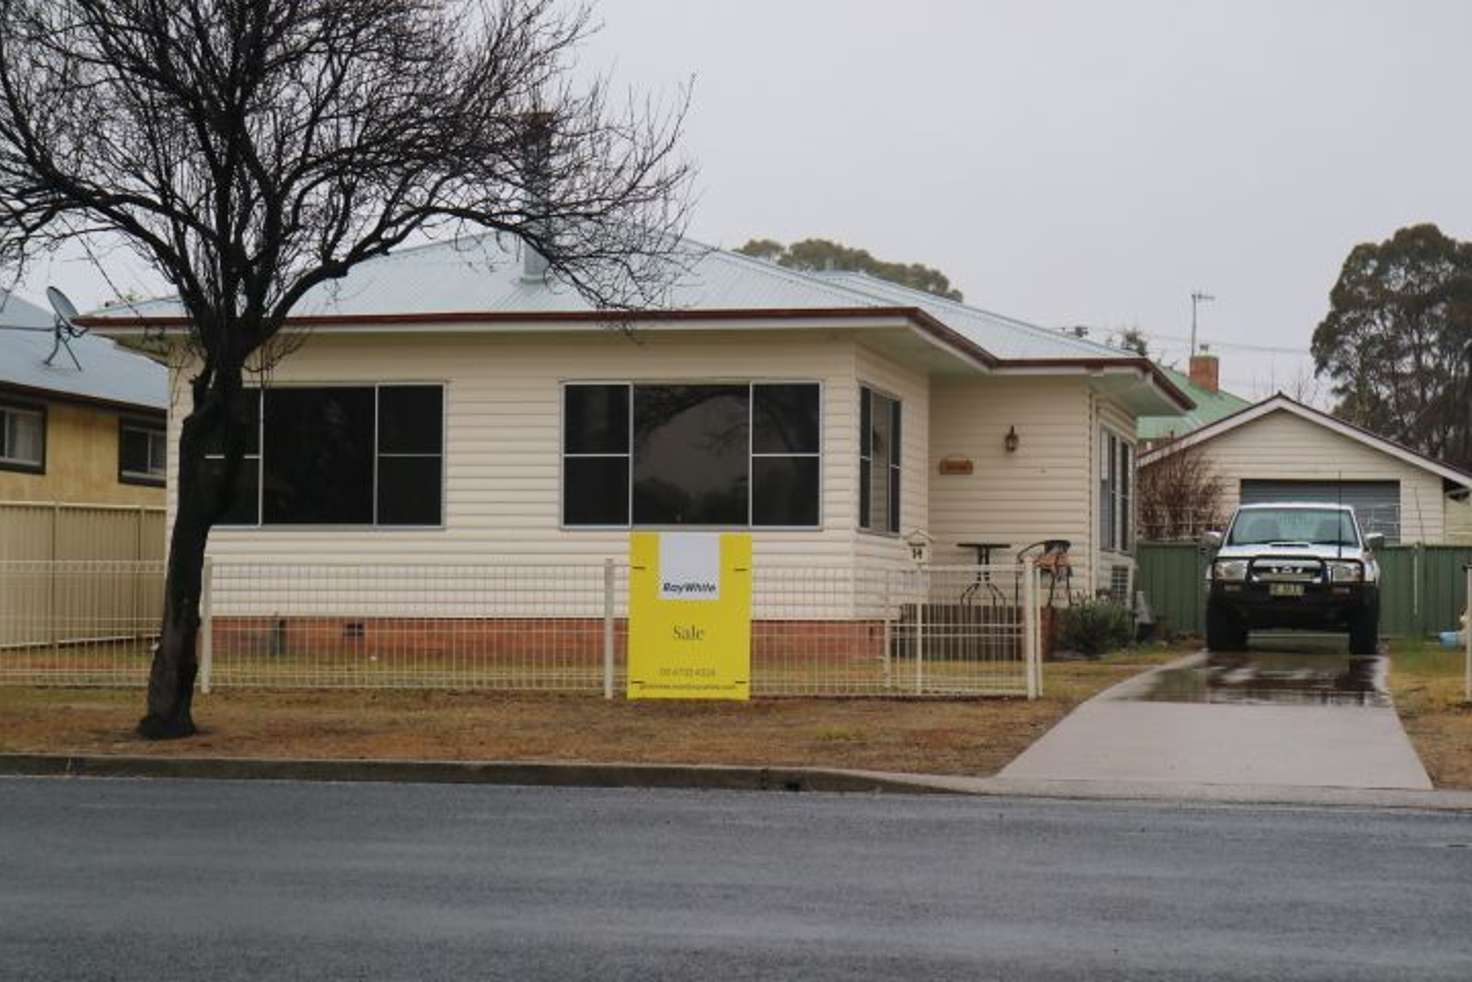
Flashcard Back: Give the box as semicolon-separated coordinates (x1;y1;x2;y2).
858;384;902;537
1099;425;1136;555
117;416;167;487
209;381;447;531
0;398;46;474
559;379;824;531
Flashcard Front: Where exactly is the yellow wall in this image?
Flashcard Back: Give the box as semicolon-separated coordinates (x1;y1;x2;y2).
0;397;165;506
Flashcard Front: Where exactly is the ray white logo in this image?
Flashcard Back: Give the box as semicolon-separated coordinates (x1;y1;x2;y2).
659;533;721;602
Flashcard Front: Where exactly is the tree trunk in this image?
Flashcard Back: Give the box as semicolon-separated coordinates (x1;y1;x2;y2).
138;384;240;740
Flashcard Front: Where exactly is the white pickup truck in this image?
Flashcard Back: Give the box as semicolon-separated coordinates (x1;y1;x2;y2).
1203;502;1383;655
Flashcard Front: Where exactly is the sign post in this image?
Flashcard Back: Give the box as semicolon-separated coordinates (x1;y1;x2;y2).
627;532;752;700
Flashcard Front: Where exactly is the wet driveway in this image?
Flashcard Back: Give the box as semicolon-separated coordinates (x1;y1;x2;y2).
1000;634;1432;790
1138;635;1390;708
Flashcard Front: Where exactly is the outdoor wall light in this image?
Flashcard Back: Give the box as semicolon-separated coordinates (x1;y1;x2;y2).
1004;425;1020;453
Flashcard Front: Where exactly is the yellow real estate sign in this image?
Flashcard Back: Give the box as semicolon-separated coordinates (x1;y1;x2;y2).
627;531;751;700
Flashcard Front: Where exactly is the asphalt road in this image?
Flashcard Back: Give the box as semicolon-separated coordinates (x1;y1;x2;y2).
2;778;1470;981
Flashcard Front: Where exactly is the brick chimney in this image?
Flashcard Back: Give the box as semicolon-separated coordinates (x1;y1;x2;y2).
1189;353;1219;393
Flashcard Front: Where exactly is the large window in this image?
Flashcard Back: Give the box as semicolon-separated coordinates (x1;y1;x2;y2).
206;385;443;527
562;382;820;528
1100;428;1134;553
859;386;901;534
0;401;45;473
119;418;166;486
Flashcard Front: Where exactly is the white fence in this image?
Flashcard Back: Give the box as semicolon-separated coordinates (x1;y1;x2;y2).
0;560;1042;698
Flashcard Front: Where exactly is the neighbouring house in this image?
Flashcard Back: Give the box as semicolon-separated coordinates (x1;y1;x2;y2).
1136;353;1251;449
84;237;1193;613
0;289;168;508
1138;392;1472;545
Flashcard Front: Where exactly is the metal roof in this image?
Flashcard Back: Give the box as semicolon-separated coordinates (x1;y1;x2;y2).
0;289;167;411
1137;366;1251;440
99;234;1164;365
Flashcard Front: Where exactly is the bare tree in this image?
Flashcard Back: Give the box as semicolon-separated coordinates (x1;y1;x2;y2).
1138;443;1228;541
0;0;692;738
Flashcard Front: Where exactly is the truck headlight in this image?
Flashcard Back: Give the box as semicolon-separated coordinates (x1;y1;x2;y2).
1213;560;1249;582
1328;561;1363;583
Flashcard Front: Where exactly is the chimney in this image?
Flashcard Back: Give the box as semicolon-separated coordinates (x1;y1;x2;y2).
1189;352;1219;393
519;111;554;283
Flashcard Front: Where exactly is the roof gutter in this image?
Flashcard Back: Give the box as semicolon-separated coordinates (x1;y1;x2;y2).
79;304;1193;411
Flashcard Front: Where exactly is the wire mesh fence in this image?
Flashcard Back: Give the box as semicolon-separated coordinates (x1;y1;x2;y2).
0;559;1040;697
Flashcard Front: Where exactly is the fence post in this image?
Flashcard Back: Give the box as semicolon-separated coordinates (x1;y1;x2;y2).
914;568;925;695
1464;565;1470;704
603;558;615;700
1023;560;1038;700
199;557;214;694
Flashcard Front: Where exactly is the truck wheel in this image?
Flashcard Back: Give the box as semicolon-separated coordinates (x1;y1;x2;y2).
1349;603;1379;656
1206;603;1241;652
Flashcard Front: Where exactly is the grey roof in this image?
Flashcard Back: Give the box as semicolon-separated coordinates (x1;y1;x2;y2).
1;289;167;411
97;234;1153;364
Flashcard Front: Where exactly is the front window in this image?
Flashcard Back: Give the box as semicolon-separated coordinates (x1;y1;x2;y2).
119;419;166;485
0;402;44;472
561;381;821;528
205;384;444;527
1100;429;1134;553
1227;508;1360;547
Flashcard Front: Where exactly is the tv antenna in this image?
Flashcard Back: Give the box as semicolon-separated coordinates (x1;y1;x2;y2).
1190;290;1215;355
44;286;88;370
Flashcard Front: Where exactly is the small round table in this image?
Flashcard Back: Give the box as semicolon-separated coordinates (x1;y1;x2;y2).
958;541;1011;604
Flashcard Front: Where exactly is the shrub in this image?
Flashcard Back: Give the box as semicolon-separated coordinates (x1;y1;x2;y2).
1056;600;1134;657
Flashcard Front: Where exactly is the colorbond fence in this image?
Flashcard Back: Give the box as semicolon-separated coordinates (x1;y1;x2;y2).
0;501;166;562
1136;541;1472;638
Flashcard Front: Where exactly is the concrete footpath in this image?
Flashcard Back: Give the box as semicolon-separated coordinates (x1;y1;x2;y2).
4;751;1471;812
1001;652;1434;791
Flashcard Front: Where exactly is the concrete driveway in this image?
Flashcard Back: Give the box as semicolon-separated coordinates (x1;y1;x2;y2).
1002;636;1433;790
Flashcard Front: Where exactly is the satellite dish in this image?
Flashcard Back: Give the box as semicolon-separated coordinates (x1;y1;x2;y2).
44;286;87;370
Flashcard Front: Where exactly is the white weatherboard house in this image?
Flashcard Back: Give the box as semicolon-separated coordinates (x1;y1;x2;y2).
1139;393;1472;546
86;237;1192;611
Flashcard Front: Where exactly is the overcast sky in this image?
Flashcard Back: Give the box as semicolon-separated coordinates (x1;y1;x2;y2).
17;0;1472;399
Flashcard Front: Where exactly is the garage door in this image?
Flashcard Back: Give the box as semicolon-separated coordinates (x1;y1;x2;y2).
1239;480;1400;543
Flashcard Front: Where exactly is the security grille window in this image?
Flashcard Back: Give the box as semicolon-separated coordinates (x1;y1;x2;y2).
119;420;166;485
205;385;444;527
859;387;901;534
561;382;821;527
1100;429;1134;553
0;402;44;472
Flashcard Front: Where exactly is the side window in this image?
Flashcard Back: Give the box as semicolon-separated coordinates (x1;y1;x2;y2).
859;387;901;534
119;418;167;486
0;402;45;473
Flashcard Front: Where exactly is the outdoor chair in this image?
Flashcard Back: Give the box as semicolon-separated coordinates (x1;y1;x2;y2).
1016;539;1074;607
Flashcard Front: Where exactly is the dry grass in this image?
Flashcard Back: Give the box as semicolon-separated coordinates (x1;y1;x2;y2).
0;648;1180;777
1388;639;1472;789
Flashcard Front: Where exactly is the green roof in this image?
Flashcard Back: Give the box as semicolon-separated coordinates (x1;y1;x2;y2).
1137;366;1251;441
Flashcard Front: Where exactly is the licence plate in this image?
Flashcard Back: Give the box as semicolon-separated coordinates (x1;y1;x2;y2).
1270;583;1304;597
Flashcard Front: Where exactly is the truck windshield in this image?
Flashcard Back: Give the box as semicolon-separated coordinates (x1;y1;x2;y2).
1227;508;1360;547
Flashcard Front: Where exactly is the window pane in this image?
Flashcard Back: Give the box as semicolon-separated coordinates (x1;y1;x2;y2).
867;394;892;531
120;426;152;474
633;385;748;525
564;456;630;525
753;457;819;526
262;387;374;524
2;409;43;465
377;456;442;525
201;390;260;456
889;465;901;533
859;458;871;529
752;384;819;453
378;386;443;454
148;432;167;473
204;456;260;525
890;400;902;467
565;384;630;454
859;389;871;457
